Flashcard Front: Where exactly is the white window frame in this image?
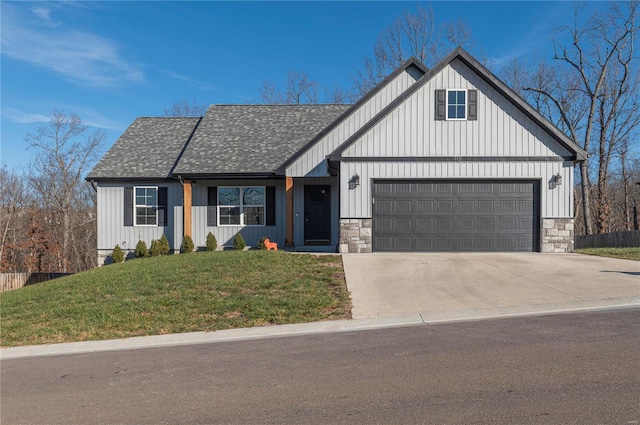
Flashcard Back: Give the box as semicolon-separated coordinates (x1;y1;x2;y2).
446;89;467;121
217;186;266;227
134;186;158;227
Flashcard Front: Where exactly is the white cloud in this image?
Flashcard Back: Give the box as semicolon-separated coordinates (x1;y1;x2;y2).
163;70;216;91
31;7;51;21
3;107;122;131
2;108;50;124
1;4;144;87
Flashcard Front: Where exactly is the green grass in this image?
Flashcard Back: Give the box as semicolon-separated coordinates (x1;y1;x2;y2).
0;251;351;347
575;247;640;261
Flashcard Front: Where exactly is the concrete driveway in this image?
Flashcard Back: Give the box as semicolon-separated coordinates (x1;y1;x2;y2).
343;253;640;319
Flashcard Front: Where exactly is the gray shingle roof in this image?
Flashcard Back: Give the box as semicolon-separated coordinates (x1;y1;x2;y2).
172;104;350;175
87;117;200;179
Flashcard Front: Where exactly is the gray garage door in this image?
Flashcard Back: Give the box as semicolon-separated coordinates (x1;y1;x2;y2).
372;180;538;252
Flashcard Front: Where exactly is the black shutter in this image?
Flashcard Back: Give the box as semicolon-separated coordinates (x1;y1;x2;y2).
207;187;217;226
435;89;446;120
468;89;478;120
266;186;276;226
124;187;133;226
157;187;168;227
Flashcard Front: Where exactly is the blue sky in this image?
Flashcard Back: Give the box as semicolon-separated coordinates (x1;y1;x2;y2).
1;1;607;171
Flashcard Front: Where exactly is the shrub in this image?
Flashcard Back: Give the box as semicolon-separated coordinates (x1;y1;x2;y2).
135;240;149;258
258;236;268;250
159;234;171;255
150;234;171;256
206;232;217;251
149;239;163;257
233;233;246;251
111;244;124;263
180;235;195;253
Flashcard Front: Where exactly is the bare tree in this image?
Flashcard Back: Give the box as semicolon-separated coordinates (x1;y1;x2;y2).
259;70;321;104
25;109;105;272
163;100;208;116
0;167;28;268
352;4;472;95
507;1;639;235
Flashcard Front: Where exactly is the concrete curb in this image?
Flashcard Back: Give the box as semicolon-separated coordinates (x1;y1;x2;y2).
2;296;638;360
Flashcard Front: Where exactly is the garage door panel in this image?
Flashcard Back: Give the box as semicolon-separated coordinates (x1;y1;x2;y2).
372;180;538;252
416;218;434;231
394;236;412;250
415;236;434;249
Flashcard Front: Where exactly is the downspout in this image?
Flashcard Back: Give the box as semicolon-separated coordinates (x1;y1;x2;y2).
89;180;98;192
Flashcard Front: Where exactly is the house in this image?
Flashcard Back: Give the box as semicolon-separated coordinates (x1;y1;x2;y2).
87;48;587;264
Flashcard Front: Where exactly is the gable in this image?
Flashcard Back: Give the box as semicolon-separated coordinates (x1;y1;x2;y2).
284;62;426;177
342;59;574;159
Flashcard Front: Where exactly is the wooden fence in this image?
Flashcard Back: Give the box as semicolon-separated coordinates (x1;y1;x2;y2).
575;230;640;249
0;273;72;292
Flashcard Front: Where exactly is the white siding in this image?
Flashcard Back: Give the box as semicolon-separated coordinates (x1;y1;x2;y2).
97;183;183;252
343;59;573;159
340;161;574;218
286;69;421;177
191;179;285;248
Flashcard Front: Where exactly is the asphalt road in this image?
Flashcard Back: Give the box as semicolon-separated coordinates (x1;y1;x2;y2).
2;310;639;424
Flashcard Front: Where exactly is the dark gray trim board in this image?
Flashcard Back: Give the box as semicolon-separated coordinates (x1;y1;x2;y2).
93;177;178;183
175;173;282;180
341;156;571;162
275;57;428;175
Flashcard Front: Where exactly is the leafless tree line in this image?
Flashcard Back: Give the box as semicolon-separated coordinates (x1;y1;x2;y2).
502;1;639;235
1;110;104;273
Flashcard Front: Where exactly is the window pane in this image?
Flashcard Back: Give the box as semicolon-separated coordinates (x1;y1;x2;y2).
243;187;264;205
136;207;156;225
219;187;240;205
448;105;456;119
147;190;157;206
219;206;241;225
244;207;264;225
458;91;465;104
457;105;466;119
448;91;457;103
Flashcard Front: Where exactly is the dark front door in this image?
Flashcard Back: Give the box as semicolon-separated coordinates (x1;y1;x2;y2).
304;185;331;245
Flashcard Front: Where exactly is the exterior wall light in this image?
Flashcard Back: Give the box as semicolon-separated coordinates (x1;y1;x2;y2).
553;173;562;186
349;173;360;190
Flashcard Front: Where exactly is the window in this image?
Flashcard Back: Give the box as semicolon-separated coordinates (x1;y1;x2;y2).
135;187;157;226
218;187;265;226
447;90;466;120
135;187;157;225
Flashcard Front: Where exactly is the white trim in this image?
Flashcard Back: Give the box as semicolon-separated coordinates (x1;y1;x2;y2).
217;186;266;227
133;186;158;227
446;89;467;121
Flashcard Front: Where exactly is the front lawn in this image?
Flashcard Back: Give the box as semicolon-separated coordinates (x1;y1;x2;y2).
575;247;640;261
0;251;351;347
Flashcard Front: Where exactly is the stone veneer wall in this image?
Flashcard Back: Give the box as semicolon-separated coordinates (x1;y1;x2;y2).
339;219;372;253
541;218;574;253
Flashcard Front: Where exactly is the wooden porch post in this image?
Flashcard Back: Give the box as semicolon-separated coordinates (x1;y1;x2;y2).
285;176;294;246
183;180;192;238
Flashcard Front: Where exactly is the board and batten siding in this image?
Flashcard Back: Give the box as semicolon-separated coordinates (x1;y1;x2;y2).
286;68;421;177
97;183;183;252
343;59;573;159
191;179;285;248
340;161;574;219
